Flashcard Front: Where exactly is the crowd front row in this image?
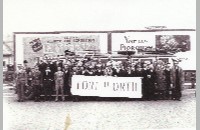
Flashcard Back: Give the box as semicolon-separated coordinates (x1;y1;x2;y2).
15;58;183;102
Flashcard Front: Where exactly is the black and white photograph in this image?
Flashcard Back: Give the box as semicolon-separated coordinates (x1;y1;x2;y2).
3;0;196;130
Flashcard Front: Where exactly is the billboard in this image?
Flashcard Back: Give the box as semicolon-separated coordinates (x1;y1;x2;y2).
155;35;191;52
112;32;193;54
23;35;100;65
15;33;108;67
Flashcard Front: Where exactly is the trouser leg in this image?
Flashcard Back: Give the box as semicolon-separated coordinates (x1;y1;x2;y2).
34;85;41;101
61;85;65;101
43;81;47;100
48;81;52;100
20;82;25;101
17;83;21;101
55;83;59;101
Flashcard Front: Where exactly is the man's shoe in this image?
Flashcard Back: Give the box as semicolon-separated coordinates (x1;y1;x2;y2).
175;98;181;101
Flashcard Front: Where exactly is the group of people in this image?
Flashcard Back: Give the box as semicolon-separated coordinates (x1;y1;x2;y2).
15;55;183;102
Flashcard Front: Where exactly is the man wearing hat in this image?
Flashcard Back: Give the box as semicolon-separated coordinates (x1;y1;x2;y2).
141;63;149;100
144;63;156;100
43;66;54;101
94;64;104;76
82;66;94;76
170;60;183;101
23;60;32;88
135;64;143;77
104;65;113;76
63;64;72;96
164;62;172;99
154;61;166;100
15;64;28;102
38;59;47;79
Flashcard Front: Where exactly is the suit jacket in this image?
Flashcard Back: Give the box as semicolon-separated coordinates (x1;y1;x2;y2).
94;70;104;76
38;62;47;74
43;70;54;80
170;66;184;90
32;71;42;85
15;69;28;85
112;69;126;77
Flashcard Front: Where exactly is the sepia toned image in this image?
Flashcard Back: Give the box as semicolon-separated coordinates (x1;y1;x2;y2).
3;0;196;130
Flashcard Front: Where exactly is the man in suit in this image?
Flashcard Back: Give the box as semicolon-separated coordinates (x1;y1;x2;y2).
32;66;42;102
171;60;183;101
54;66;65;102
43;66;54;101
38;59;47;79
164;63;172;99
142;63;149;100
23;60;32;87
112;64;126;77
15;64;28;102
145;64;156;100
94;65;104;76
64;64;72;96
125;66;134;77
54;57;64;71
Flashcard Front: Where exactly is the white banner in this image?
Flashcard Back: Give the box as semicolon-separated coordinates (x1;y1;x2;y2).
71;75;142;98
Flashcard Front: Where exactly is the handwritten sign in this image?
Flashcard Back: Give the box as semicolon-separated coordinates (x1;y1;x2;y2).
112;32;155;52
71;75;142;98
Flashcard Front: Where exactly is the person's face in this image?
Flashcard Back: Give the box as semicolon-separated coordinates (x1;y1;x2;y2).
134;61;138;64
157;64;161;68
57;67;61;71
18;66;23;70
127;67;131;71
116;65;120;69
143;63;147;68
73;67;77;71
71;59;75;62
174;62;178;66
98;58;101;62
160;65;165;69
35;67;39;71
165;64;169;68
64;65;68;69
32;68;35;72
137;67;141;71
182;42;187;45
146;65;150;69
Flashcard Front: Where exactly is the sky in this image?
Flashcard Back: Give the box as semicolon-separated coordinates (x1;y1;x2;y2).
3;0;196;39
